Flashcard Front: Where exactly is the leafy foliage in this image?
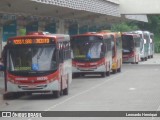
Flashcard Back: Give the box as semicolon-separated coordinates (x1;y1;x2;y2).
111;22;139;32
111;15;160;42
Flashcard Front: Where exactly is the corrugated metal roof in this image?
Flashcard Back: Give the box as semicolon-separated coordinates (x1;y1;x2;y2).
31;0;121;17
104;0;120;4
0;0;148;22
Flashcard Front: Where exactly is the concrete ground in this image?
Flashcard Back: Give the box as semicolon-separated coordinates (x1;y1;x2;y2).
0;53;160;100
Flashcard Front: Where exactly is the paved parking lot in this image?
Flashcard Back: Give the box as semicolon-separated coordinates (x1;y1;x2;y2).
0;54;160;120
139;54;160;64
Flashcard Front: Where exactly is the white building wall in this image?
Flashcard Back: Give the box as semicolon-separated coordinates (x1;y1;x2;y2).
32;0;121;17
104;0;120;4
125;15;148;22
119;0;160;14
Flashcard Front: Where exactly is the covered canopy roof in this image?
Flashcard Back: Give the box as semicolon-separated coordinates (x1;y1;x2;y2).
0;0;148;24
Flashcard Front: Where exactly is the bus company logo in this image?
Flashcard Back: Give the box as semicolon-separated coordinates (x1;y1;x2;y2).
2;112;11;117
31;80;35;83
1;112;43;118
37;77;48;81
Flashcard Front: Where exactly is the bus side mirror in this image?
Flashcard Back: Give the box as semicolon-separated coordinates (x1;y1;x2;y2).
71;50;73;59
0;57;5;71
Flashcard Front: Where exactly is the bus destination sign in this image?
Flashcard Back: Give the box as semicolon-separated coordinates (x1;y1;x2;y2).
12;38;50;45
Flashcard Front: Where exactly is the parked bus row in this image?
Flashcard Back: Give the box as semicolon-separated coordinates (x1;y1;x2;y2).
71;31;122;78
122;30;154;64
1;30;154;99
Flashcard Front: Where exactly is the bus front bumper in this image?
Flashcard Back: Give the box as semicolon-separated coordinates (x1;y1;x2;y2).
6;80;60;93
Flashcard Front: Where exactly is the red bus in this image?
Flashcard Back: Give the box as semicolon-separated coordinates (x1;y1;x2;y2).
110;32;122;73
71;32;112;78
122;33;141;64
3;32;72;99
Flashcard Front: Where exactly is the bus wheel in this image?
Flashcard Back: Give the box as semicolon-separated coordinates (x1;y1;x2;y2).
112;69;117;74
101;72;106;77
53;91;60;98
63;87;68;95
117;67;121;72
63;86;69;95
106;71;110;76
141;58;144;61
145;57;147;61
63;79;69;95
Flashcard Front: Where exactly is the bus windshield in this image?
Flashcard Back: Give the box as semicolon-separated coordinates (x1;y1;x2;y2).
122;35;134;54
71;36;104;60
8;45;57;72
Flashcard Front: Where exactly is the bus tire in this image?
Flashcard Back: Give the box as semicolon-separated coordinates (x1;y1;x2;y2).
63;88;68;95
63;79;69;95
145;57;147;61
53;91;60;98
112;69;117;74
117;60;122;73
106;71;110;76
101;72;106;77
63;86;69;95
117;66;121;72
141;58;144;61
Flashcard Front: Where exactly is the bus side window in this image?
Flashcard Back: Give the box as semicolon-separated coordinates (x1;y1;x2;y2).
62;41;71;60
116;37;121;49
107;37;112;51
66;42;71;59
59;43;64;63
103;39;107;53
111;35;115;57
63;42;67;60
135;37;140;47
102;38;108;56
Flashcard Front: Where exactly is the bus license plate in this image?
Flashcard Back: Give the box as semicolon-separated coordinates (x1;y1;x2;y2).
28;85;36;88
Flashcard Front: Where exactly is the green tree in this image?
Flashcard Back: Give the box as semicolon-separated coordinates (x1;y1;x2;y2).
19;28;26;36
137;15;160;34
111;15;160;43
111;22;139;32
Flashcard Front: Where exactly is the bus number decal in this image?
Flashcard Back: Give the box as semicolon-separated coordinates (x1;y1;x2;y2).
37;77;48;80
15;67;32;70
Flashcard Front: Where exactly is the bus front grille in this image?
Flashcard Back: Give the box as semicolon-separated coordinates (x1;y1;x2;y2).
18;85;47;90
